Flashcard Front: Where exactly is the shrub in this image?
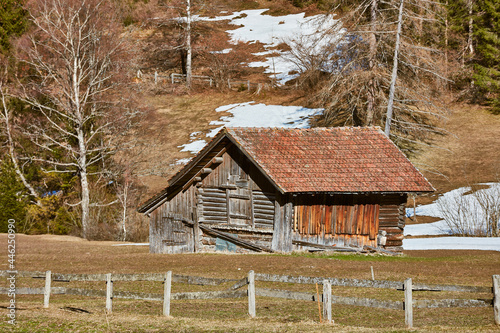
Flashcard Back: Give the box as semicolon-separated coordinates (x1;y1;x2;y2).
437;183;500;237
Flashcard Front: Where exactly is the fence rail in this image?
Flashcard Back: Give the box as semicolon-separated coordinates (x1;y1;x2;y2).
1;270;498;328
137;70;268;92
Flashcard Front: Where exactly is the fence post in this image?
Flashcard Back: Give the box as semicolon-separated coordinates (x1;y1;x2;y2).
154;71;158;85
228;79;231;89
43;270;51;308
322;280;333;324
163;271;172;316
371;266;375;281
171;73;174;85
209;77;213;87
494;275;500;325
404;278;413;328
248;270;255;318
106;273;113;313
247;80;250;91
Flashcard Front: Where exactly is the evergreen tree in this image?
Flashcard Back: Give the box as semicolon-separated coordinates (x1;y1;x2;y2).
0;159;30;232
472;0;500;111
0;0;28;54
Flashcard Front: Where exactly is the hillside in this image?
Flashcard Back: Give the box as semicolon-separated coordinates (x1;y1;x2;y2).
135;8;500;202
2;0;499;241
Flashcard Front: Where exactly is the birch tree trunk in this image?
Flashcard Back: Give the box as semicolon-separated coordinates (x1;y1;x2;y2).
1;86;40;205
384;0;405;137
16;0;136;239
185;0;192;89
467;0;474;57
366;0;378;125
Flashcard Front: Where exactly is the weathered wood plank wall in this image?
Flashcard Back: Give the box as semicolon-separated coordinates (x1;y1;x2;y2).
149;142;408;254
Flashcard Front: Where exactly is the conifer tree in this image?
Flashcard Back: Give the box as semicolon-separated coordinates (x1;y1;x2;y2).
0;0;28;54
472;0;500;111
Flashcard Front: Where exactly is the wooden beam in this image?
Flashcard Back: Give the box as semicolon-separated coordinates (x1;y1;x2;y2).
43;270;51;308
106;273;113;313
405;278;413;328
293;240;362;252
248;271;256;318
163;271;172;316
182;147;227;191
494;275;500;325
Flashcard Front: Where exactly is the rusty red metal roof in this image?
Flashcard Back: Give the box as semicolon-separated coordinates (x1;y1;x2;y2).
226;127;434;193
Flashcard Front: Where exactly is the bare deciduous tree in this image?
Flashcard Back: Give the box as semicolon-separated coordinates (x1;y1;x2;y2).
16;0;138;238
0;77;40;205
285;0;449;154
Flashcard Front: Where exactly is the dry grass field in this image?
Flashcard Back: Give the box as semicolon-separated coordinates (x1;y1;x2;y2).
1;234;499;332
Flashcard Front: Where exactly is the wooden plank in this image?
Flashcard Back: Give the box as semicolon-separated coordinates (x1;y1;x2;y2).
171;290;247;300
253;213;274;219
356;205;364;235
228;277;248;291
323;280;333;323
173;274;236;286
253;199;275;206
226;188;231;223
229;213;251;220
255;288;403;310
254;273;404;290
331;295;403;310
324;205;332;235
44;270;51;308
106;273;113;313
283;202;293;252
201;192;226;199
271;198;284;251
253;218;274;224
494;275;500;325
292;240;361;252
254;207;275;214
250;188;255;228
229;194;250;200
255;223;274;229
370;205;380;240
202;197;226;203
202;202;227;208
202;187;226;193
163;271;172;316
248;270;256;318
196;223;273;253
203;206;227;213
203;211;227;217
362;205;371;235
414;298;492;308
405;278;413;328
256;287;315;301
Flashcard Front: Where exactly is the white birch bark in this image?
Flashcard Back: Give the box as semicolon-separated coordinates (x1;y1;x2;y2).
384;0;405;137
185;0;192;88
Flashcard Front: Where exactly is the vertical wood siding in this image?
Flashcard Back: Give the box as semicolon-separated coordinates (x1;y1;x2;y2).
292;194;405;249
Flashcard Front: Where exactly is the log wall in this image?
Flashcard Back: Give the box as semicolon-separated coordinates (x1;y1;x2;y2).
149;142;408;253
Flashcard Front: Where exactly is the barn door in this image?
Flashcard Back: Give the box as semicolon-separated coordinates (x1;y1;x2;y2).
227;188;252;225
161;217;191;253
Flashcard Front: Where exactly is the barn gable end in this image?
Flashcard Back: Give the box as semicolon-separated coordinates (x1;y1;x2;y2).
139;127;433;254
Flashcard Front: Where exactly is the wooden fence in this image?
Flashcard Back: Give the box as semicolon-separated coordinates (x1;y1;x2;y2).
137;70;268;92
1;270;499;328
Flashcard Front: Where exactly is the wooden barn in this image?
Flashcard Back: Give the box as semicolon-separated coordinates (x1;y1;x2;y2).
138;127;434;254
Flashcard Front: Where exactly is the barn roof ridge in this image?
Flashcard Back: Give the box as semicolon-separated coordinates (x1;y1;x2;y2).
138;126;433;214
